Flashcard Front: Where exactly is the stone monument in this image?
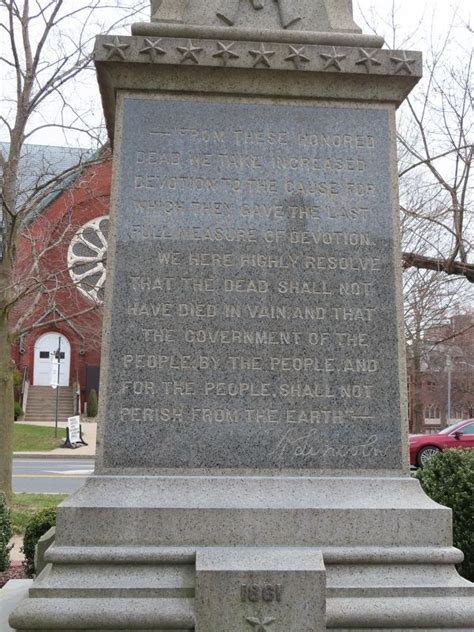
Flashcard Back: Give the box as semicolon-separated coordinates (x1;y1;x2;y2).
11;0;474;630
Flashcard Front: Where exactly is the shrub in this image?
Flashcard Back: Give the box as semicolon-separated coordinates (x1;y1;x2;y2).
87;389;98;418
14;401;24;420
13;368;22;389
416;449;474;581
13;368;23;401
22;507;57;577
0;492;13;572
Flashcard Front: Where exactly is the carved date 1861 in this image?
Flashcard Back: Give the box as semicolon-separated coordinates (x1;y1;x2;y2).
241;583;283;603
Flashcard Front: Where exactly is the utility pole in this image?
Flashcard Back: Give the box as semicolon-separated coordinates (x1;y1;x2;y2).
54;336;62;438
446;355;452;426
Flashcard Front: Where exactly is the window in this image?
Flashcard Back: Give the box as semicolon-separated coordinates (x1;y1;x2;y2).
461;423;474;435
425;405;440;419
39;352;50;359
425;405;441;425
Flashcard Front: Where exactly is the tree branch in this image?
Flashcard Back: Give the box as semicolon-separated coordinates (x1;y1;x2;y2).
403;253;474;283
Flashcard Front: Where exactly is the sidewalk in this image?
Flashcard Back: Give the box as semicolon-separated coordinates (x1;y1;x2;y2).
2;424;97;627
9;536;24;562
0;580;32;631
14;421;97;458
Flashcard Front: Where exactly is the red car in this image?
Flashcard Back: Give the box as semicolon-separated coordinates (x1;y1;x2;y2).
409;419;474;467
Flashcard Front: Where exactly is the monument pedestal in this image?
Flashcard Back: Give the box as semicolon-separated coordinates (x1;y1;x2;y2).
11;476;474;630
195;548;326;631
10;2;474;630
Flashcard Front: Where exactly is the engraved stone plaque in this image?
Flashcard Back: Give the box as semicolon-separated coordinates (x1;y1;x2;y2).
195;548;326;632
102;96;404;470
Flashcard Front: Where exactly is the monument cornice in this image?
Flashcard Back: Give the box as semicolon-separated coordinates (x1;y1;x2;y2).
95;34;421;77
94;34;422;142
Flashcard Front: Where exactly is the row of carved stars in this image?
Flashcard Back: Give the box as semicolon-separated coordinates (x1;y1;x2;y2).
100;37;418;74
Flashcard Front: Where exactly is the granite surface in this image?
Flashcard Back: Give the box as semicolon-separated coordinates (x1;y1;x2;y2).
54;476;453;548
100;95;404;471
195;547;326;631
97;98;408;469
151;0;361;33
94;35;421;78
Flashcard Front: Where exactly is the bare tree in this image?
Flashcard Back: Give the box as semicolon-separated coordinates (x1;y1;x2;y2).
399;44;473;283
403;269;463;432
358;1;473;283
0;0;147;501
357;2;473;434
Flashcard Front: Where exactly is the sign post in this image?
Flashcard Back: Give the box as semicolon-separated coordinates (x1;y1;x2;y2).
51;336;61;438
63;415;88;449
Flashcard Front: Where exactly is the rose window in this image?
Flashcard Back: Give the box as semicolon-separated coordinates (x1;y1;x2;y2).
68;216;109;303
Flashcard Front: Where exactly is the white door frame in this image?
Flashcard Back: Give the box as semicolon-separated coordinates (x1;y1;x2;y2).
33;332;71;386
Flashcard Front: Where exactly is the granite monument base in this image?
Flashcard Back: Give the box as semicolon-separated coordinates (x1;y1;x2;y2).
195;548;326;631
10;475;474;631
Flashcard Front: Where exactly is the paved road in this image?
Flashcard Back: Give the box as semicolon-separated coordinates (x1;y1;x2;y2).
13;458;95;494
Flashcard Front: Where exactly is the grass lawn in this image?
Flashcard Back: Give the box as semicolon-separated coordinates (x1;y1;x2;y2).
11;493;67;535
14;423;66;452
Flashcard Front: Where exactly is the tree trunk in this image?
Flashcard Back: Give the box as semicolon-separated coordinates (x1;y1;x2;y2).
0;263;14;504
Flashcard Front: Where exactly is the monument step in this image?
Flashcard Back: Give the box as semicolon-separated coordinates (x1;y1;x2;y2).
328;585;474;598
326;596;474;629
29;563;195;599
44;544;463;566
9;597;195;630
28;543;474;630
327;563;474;597
39;547;474;601
10;592;474;630
52;475;452;549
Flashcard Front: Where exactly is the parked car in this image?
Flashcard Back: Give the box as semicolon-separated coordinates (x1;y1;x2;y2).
409;419;474;468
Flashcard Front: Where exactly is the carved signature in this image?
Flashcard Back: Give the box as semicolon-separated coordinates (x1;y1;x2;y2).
269;429;385;460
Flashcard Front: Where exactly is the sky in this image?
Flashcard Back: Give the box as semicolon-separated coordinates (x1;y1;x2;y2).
355;0;472;46
0;0;472;148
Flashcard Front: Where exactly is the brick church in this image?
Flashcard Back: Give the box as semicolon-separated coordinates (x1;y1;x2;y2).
10;145;112;421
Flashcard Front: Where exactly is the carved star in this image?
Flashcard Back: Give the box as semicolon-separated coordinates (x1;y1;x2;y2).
355;48;382;73
249;43;275;68
102;36;130;61
285;45;310;69
139;38;166;61
213;41;240;66
320;46;346;71
177;40;203;64
390;51;416;74
245;617;276;631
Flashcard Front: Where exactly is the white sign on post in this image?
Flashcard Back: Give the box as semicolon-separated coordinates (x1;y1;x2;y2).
68;416;81;444
51;358;59;389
